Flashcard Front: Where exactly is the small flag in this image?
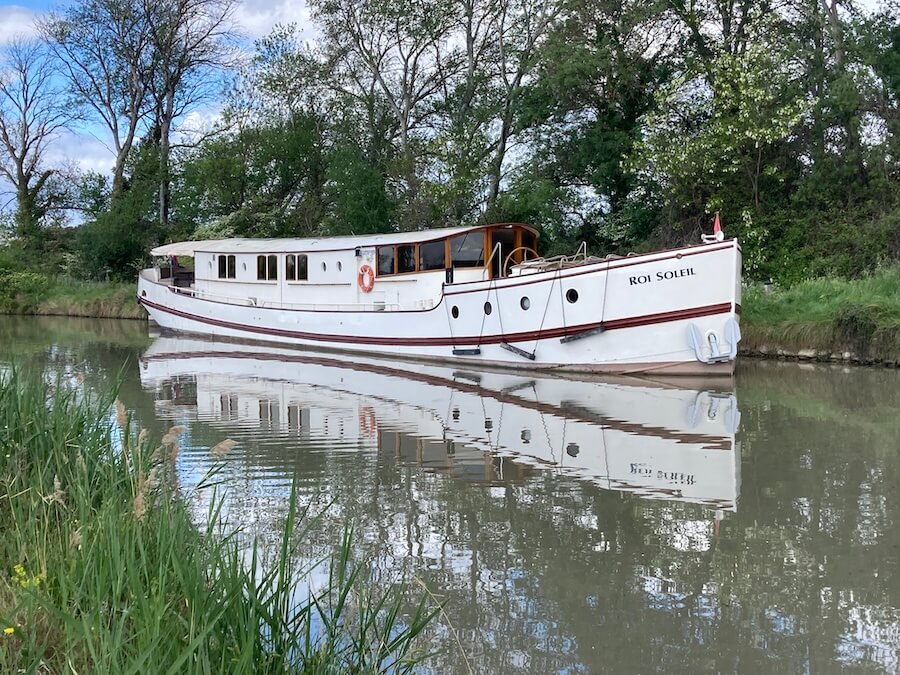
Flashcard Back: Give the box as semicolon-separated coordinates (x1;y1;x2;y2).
713;212;721;235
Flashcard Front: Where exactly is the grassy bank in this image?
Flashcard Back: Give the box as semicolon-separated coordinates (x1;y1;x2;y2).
741;266;900;364
0;272;145;319
0;369;438;673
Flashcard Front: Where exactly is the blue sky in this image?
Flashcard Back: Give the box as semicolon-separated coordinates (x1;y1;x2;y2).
0;0;314;205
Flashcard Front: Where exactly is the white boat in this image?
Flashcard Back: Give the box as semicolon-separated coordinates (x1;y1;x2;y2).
137;223;742;376
139;336;742;510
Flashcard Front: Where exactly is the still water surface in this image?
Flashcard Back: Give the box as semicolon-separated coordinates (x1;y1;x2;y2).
2;316;898;673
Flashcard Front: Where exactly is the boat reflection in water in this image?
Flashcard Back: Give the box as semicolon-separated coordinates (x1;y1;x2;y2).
139;336;741;511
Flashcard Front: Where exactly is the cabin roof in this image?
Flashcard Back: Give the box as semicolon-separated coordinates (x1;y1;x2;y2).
150;223;538;258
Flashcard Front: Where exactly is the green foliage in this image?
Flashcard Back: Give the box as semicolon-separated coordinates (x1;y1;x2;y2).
77;204;154;282
6;0;896;284
0;270;50;312
0;369;440;673
323;146;395;235
76;142;160;281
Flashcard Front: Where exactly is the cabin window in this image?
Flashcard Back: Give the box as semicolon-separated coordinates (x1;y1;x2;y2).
451;231;485;268
419;240;445;270
378;247;395;275
398;245;416;273
217;254;236;279
257;254;278;281
286;254;308;281
521;230;537;255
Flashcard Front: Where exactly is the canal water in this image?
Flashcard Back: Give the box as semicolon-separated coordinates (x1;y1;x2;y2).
2;316;898;673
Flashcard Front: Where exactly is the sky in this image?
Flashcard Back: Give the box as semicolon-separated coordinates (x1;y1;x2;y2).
0;0;315;209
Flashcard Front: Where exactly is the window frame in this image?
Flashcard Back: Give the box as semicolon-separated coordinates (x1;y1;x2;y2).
256;254;278;281
285;254;309;282
217;254;236;279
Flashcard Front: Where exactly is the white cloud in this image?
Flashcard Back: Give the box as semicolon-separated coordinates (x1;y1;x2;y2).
45;129;115;176
0;6;41;45
233;0;315;41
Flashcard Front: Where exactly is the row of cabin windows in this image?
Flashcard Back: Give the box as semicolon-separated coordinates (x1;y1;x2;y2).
217;254;310;281
213;229;532;280
377;231;487;276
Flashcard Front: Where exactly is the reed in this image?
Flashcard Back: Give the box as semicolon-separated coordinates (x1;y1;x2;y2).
0;368;439;673
34;279;147;320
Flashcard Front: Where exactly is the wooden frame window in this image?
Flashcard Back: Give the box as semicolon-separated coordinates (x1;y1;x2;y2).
450;231;485;268
419;240;445;270
377;247;395;275
398;245;416;273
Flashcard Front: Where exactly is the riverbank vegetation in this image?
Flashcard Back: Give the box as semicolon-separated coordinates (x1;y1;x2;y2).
741;266;900;363
0;368;438;672
1;0;898;287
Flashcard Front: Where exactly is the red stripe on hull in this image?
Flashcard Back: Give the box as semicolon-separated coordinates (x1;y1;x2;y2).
138;295;734;347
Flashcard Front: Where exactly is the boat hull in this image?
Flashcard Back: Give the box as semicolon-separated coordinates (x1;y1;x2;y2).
138;240;742;376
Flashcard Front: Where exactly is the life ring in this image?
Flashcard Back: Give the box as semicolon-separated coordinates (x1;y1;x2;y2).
359;406;377;437
358;264;375;293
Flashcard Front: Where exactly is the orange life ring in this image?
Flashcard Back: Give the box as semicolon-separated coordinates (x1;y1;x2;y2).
358;264;375;293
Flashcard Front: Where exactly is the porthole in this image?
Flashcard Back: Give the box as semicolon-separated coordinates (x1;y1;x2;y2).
521;429;531;443
322;261;327;272
451;306;459;319
566;443;580;457
520;296;531;310
485;418;493;431
337;261;343;272
566;289;579;304
242;263;247;271
452;407;460;420
484;301;492;315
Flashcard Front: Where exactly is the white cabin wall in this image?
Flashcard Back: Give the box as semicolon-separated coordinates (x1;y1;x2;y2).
191;248;484;310
192;249;444;309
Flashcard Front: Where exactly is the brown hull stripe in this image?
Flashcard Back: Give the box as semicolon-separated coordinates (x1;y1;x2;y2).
138;296;735;347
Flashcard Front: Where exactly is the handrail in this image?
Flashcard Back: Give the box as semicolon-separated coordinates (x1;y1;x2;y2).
483;241;503;278
168;285;403;312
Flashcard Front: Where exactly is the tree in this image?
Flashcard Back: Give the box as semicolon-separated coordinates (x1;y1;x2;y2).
311;0;457;229
513;0;670;248
140;0;236;230
41;0;154;199
0;38;71;241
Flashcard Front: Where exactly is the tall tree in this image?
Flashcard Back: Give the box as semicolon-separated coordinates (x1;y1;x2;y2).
311;0;456;229
0;38;71;241
141;0;236;230
41;0;153;199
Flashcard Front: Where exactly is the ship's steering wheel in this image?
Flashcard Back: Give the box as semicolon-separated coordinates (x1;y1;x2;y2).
502;246;539;276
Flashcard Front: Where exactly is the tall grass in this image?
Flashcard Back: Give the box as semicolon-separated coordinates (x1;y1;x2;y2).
742;266;900;360
35;279;147;319
0;274;146;319
0;368;439;673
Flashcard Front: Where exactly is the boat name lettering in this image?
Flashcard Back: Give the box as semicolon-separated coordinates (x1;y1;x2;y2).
657;471;696;485
631;464;696;485
630;463;652;476
628;267;696;286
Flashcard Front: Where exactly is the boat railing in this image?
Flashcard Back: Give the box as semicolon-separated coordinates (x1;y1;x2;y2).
484;241;503;279
168;285;402;312
510;241;609;274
